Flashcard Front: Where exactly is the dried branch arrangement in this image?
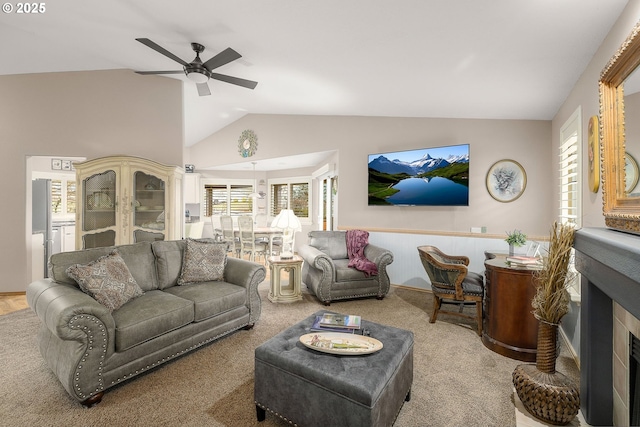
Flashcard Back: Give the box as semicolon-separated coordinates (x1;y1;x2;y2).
531;222;576;324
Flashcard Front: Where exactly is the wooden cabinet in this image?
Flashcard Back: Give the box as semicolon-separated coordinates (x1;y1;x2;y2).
75;156;183;249
482;257;540;362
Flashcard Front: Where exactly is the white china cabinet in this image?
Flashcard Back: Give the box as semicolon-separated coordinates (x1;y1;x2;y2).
74;156;183;249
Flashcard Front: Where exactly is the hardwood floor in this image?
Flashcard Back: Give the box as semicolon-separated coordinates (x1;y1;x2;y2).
0;293;28;315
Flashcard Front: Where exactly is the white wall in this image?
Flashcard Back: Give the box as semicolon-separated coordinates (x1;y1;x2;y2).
0;69;184;293
188;114;553;237
551;0;640;360
369;231;538;290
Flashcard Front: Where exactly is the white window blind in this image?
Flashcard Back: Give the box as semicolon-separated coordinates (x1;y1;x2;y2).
559;133;579;225
270;184;288;216
51;180;63;214
270;181;310;218
204;184;253;216
51;177;76;216
66;180;76;214
559;107;581;299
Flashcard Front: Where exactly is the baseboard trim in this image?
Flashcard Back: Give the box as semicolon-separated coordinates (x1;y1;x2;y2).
559;326;580;370
0;292;26;296
391;284;430;293
392;283;582;369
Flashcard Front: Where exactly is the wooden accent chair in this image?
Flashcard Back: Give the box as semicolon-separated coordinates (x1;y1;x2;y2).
417;245;485;336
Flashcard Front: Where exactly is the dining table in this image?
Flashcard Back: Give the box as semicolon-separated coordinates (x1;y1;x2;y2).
215;226;283;256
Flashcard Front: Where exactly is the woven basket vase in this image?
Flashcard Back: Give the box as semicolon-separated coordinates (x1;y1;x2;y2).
512;320;580;425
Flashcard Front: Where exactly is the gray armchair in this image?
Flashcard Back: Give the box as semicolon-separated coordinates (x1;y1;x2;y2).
299;231;394;305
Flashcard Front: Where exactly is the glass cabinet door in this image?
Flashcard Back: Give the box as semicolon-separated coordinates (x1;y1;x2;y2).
82;170;116;248
133;171;166;241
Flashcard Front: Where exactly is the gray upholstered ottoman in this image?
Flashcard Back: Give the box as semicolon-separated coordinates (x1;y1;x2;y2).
254;310;413;427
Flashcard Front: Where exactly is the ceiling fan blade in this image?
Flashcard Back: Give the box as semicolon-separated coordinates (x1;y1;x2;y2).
136;38;189;67
196;82;211;96
135;70;183;75
203;47;242;71
210;73;258;89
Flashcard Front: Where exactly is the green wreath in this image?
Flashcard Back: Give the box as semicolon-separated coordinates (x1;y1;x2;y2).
238;130;258;158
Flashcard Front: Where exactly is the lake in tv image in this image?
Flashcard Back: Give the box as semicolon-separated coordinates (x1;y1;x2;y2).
368;144;469;206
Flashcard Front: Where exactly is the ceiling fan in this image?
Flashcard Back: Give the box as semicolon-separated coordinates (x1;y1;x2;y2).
134;38;258;96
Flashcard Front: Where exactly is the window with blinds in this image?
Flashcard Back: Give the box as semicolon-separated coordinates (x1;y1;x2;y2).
204;184;253;216
51;180;62;213
559;107;581;298
66;180;76;214
50;177;76;216
270;184;288;216
559;109;581;227
270;182;309;218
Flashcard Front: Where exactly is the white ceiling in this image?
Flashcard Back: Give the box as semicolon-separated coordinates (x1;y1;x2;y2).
0;0;629;150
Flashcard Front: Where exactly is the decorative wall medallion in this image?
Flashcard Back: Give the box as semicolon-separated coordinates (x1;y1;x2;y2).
486;159;527;202
238;130;258;158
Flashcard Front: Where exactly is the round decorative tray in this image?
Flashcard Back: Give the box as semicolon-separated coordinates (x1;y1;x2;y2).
299;332;383;355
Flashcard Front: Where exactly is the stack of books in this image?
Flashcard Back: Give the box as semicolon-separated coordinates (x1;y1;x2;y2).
506;256;542;267
310;313;362;334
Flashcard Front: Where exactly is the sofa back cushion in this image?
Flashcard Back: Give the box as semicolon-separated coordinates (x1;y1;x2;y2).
49;241;159;292
308;231;348;260
152;240;186;290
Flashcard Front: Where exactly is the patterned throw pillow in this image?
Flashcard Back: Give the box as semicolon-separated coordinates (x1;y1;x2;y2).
66;250;144;312
177;238;227;285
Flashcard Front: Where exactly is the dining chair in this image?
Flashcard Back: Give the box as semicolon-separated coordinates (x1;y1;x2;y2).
238;216;268;263
220;215;239;257
210;215;223;241
185;221;204;239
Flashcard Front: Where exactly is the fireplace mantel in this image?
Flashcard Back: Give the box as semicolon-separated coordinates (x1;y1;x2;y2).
575;227;640;425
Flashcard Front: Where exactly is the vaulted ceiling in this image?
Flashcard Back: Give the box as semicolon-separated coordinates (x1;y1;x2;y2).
0;0;628;146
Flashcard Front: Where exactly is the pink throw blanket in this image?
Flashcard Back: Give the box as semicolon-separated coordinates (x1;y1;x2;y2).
346;230;378;277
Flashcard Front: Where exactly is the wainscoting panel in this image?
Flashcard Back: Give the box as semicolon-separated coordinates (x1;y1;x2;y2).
369;231;514;290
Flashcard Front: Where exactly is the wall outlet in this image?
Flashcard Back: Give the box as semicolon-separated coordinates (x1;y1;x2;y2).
470;227;482;233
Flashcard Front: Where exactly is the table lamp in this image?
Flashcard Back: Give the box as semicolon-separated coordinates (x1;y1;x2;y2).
271;209;301;259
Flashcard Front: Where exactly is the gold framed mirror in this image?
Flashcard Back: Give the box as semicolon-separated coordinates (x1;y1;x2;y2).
600;19;640;234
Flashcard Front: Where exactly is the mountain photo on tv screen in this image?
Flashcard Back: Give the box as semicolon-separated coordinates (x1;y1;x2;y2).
367;144;469;206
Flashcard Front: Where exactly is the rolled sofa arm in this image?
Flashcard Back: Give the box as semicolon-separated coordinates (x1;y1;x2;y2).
223;257;266;325
299;244;336;303
364;244;394;295
26;279;116;403
27;279;115;343
298;244;334;273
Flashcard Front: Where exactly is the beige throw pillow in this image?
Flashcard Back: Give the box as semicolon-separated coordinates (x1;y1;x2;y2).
177;238;227;285
66;250;143;312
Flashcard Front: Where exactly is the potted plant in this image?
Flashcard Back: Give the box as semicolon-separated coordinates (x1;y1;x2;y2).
505;229;527;255
512;221;579;425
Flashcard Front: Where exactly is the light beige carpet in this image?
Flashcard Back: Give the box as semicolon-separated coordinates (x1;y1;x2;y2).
0;282;579;426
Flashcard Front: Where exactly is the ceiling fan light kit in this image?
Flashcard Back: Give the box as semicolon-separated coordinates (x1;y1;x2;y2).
134;38;258;96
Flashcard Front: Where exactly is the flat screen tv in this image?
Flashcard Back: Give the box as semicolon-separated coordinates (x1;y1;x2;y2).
368;144;469;206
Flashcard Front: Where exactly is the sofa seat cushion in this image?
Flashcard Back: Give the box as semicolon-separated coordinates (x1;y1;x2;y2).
164;281;247;322
333;259;371;282
112;290;194;352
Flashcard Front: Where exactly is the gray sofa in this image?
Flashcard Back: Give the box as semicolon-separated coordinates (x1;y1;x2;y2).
26;239;265;406
299;231;394;305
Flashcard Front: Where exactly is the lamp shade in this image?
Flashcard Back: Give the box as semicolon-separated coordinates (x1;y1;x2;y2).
186;70;209;84
271;209;301;232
